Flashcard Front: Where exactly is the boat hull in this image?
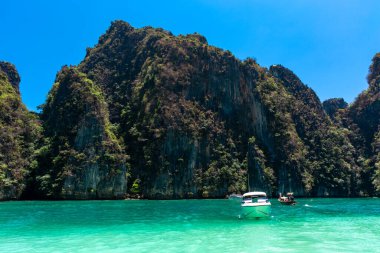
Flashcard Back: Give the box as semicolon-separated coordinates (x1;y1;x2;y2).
241;204;271;218
279;200;296;205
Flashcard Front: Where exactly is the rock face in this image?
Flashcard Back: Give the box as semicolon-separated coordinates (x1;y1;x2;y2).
348;54;380;148
32;67;127;199
0;62;39;200
344;54;380;195
268;65;357;196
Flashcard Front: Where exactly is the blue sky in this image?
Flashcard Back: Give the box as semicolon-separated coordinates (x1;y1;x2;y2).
1;0;380;111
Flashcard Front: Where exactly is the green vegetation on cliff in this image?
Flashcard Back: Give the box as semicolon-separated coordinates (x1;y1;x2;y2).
268;65;358;196
0;62;40;200
343;54;380;194
323;98;348;121
30;67;128;199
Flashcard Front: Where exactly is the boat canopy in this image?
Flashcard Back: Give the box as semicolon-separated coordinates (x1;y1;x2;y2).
243;192;267;198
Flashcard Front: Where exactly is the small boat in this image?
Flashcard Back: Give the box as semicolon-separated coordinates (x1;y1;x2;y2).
240;192;271;218
278;192;296;205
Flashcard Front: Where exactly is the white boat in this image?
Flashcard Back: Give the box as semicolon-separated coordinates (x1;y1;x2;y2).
240;191;271;218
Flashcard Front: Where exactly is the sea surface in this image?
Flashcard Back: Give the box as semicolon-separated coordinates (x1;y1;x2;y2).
0;198;379;252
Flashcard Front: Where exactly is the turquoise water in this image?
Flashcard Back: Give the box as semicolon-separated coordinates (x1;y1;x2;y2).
1;198;379;252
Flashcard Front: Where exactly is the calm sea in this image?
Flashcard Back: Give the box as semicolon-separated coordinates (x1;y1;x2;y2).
0;198;379;252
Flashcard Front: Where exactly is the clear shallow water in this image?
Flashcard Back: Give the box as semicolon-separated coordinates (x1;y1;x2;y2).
0;198;379;253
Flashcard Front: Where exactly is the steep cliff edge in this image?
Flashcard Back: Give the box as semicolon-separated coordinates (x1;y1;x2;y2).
269;65;358;196
348;54;380;150
31;67;127;199
345;54;380;194
0;62;40;200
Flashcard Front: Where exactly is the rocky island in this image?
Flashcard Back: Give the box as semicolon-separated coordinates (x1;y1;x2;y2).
0;21;379;200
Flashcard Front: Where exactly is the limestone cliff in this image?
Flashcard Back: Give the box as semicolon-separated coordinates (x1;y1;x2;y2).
0;62;39;200
32;67;127;199
74;21;359;198
344;54;380;194
269;65;358;196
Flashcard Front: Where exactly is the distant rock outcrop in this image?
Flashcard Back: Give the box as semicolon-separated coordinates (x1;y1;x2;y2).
0;61;21;94
323;98;348;120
